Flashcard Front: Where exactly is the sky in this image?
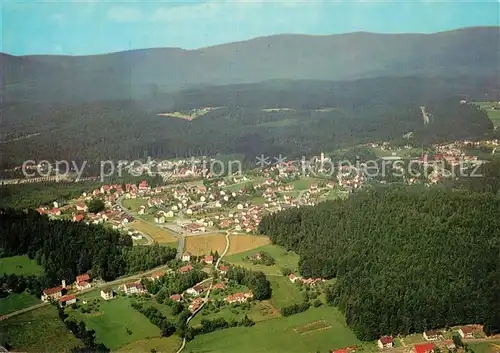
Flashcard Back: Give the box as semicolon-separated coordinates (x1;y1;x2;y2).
1;0;499;56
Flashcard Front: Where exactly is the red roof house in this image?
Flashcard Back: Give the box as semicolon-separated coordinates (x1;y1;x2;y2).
76;274;90;283
414;343;435;353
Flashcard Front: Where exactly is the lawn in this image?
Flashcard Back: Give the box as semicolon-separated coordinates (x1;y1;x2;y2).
0;305;83;352
225;178;266;192
185;306;363;353
467;340;500;353
0;291;42;315
268;276;304;310
122;198;147;212
67;296;161;350
116;336;181;353
0;255;44;276
288;177;323;191
224;244;300;275
128;219;177;244
227;235;271;255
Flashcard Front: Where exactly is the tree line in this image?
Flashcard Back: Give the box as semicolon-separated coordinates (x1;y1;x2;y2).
225;266;272;300
259;186;500;340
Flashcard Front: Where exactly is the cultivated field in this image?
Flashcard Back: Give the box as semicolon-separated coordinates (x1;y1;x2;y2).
0;255;44;276
0;291;41;315
227;235;271;255
185;234;270;256
268;276;304;310
185;306;363;353
129;219;177;244
67;297;161;350
0;305;83;352
224;244;300;275
116;336;181;353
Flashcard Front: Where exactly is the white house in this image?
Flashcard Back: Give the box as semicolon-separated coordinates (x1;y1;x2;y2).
100;289;115;300
165;210;174;218
377;336;394;349
182;252;191;262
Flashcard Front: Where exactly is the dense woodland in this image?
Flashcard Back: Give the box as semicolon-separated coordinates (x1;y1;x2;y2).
259;187;500;340
1;78;494;169
0;209;177;286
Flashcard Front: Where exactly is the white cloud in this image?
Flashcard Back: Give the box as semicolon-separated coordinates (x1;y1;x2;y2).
107;6;143;22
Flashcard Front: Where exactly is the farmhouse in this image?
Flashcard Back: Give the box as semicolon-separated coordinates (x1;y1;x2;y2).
289;273;299;283
170;294;182;302
182;252;192;262
203;255;214;264
150;272;164;281
218;265;229;274
423;330;442;341
122;282;145;295
458;326;478;339
186;285;204;296
414;343;435;353
179;264;194;273
41;286;63;302
100;289;115;300
75;273;91;290
59;295;77;306
377;336;394;349
225;292;253;304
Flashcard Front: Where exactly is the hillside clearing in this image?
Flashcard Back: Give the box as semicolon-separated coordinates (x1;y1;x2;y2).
268;276;304;310
185;306;363;353
0;255;44;276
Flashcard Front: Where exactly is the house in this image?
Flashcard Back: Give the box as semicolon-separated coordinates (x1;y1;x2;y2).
150;272;164;281
75;203;88;212
289;273;300;283
41;286;63;302
73;214;84;222
101;289;115;300
218;265;229;274
203;255;214;264
458;326;476;339
182;252;191;262
225;292;253;304
122;282;145;295
170;294;182;302
59;295;77;306
188;297;204;312
155;214;165;224
179;264;193;273
423;330;441;341
377;336;394;349
165;210;174;218
444;341;456;350
186;285;203;296
414;343;435;353
213;283;225;290
75;273;91;290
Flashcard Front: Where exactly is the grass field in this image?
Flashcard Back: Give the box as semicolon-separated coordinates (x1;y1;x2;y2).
288;177;323;191
67;297;161;350
224;244;300;275
467;340;500;353
116;336;181;353
0;305;83;352
225;178;266;192
129;219;177;244
0;291;42;315
227;235;271;255
268;276;304;310
122;198;147;212
185;306;363;353
0;255;44;276
475;101;500;127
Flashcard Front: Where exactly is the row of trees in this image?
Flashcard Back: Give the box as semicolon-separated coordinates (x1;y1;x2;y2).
259;186;500;340
185;316;255;341
142;269;208;297
130;303;176;337
0;209;177;287
226;266;272;300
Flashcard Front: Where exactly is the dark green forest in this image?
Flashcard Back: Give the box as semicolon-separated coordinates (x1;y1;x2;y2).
0;78;494;169
259;187;500;340
0;209;177;286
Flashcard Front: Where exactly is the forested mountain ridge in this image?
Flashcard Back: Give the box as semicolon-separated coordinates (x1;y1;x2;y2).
2;27;499;103
258;187;500;340
0;77;494;169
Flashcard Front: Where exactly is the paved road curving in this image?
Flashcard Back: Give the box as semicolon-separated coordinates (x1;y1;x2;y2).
176;232;231;353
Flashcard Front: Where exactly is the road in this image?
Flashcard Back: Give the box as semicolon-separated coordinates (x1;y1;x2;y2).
0;264;171;321
176;232;231;353
116;195;154;245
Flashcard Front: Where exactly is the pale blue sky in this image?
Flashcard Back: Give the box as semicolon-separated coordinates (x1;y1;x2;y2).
1;0;499;56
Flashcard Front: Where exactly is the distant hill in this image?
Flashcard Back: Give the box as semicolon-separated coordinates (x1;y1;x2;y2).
1;27;499;103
